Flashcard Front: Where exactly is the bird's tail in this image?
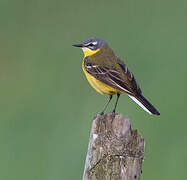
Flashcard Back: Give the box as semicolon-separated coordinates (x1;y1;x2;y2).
128;94;160;115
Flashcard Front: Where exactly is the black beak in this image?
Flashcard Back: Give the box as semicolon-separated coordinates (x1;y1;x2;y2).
72;43;84;47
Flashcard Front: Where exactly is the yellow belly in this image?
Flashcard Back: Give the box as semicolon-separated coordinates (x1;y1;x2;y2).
82;61;119;95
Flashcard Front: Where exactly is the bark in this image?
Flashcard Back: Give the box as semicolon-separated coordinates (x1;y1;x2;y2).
83;113;144;180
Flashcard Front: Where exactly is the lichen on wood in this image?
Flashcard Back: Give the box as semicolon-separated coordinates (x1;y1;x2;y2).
83;113;144;180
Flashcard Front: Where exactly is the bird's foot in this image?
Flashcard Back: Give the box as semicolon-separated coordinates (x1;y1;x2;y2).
93;111;104;119
111;110;116;119
99;111;104;116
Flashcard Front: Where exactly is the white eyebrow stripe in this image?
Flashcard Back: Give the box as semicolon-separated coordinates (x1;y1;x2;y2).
83;43;90;46
92;41;98;45
84;41;98;46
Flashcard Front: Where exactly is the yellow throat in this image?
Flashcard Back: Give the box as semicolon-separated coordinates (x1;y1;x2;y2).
82;47;100;57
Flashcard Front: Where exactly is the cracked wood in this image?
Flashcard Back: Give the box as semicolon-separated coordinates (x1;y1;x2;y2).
83;113;144;180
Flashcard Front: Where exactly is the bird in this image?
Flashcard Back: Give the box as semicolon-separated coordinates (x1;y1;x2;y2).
73;37;160;116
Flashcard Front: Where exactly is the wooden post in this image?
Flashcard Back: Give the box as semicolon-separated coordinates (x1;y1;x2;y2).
83;113;144;180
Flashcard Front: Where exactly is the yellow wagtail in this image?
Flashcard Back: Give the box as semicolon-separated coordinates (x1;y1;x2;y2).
73;37;160;115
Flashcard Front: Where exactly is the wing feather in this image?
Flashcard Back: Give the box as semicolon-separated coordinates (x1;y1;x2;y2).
84;60;134;95
118;61;142;94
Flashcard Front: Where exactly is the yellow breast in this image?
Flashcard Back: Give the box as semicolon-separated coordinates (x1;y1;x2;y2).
82;60;118;95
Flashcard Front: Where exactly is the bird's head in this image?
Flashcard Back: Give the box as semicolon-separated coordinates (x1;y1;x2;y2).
73;37;107;57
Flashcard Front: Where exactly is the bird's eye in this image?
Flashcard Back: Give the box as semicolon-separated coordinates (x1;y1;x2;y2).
88;43;94;47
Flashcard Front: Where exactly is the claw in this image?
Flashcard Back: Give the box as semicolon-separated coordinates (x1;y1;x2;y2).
93;112;104;119
99;111;104;116
111;110;116;119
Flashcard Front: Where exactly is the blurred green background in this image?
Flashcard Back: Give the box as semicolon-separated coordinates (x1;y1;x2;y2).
0;0;186;179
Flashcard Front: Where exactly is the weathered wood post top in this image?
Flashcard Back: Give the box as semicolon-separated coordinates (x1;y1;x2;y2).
83;113;145;180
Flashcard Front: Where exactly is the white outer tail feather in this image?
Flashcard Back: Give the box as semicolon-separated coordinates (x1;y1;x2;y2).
128;95;153;115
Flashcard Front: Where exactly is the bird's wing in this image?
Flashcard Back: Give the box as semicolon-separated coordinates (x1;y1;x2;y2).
84;59;137;95
116;58;142;95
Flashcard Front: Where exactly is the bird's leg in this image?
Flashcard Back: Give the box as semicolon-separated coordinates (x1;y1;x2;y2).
99;95;113;115
112;93;120;116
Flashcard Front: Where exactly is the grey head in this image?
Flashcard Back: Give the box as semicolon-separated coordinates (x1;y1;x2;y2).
72;37;107;50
